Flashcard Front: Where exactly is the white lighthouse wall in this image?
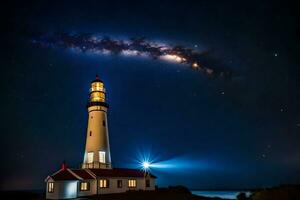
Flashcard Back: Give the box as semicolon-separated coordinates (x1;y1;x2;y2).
46;180;78;199
83;106;111;167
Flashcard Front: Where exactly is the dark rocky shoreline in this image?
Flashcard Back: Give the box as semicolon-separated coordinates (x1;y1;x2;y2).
1;185;299;200
0;186;227;200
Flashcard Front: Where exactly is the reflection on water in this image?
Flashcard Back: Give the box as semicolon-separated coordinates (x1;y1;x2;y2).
192;190;251;200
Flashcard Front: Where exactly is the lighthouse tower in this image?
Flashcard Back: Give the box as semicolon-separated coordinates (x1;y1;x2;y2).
82;75;112;169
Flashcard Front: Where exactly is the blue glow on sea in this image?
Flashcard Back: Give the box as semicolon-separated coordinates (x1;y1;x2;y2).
192;191;251;199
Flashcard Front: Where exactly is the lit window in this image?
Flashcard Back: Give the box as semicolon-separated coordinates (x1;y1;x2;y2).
80;182;90;191
128;179;136;188
146;179;150;187
99;151;106;163
48;182;54;193
87;152;94;163
91;82;105;92
99;179;109;188
117;180;122;188
90;92;105;102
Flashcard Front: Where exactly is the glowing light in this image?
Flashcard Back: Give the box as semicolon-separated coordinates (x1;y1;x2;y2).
80;182;89;191
128;179;137;188
135;150;156;172
99;151;106;163
143;161;150;169
99;179;108;188
47;182;54;193
87;152;94;163
66;181;77;198
140;160;152;172
192;62;199;68
161;54;186;63
133;150;220;174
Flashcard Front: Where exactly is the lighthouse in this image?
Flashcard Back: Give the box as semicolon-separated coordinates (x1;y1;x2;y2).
45;75;157;199
82;75;112;169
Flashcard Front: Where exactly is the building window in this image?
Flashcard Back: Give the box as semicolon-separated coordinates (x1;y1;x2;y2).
48;182;54;193
99;151;106;163
80;182;90;191
89;131;92;136
102;120;106;127
99;179;109;188
128;179;136;188
145;179;150;187
87;152;94;163
117;180;122;188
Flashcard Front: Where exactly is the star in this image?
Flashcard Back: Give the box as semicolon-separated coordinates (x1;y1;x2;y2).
274;53;278;57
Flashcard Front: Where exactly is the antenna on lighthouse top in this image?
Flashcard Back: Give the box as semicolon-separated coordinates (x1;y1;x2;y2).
91;74;103;83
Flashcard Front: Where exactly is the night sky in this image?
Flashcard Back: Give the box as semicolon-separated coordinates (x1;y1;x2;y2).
1;0;299;191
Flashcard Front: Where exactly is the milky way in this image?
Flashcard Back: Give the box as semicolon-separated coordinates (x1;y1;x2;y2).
32;32;233;78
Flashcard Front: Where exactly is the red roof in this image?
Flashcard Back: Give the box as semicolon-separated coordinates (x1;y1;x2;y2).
51;169;80;181
48;168;156;181
89;168;157;178
72;169;94;179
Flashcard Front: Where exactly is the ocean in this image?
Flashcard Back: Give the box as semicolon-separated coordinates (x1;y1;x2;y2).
191;190;251;199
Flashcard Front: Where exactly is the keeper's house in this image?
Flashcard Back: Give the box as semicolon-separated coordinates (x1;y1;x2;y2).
45;166;156;199
45;76;157;199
